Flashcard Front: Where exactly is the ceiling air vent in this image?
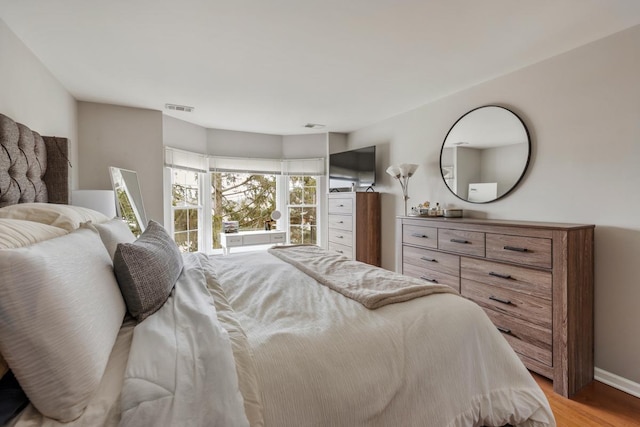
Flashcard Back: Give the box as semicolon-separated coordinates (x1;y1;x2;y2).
304;123;325;129
165;103;194;113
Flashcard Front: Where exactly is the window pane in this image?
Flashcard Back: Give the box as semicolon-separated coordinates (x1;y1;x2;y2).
287;175;318;246
211;172;277;249
289;207;302;225
172;169;199;207
174;209;188;232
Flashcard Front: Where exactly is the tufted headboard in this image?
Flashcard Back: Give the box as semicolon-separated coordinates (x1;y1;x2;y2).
0;113;70;207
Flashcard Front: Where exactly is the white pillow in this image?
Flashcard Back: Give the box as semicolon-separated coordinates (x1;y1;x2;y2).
0;218;68;249
0;218;68;381
90;218;137;260
0;226;126;422
0;203;110;232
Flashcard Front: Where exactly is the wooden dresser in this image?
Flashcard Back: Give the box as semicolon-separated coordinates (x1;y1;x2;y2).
328;192;380;266
395;216;594;397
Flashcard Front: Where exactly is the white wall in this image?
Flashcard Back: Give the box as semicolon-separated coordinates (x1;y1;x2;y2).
208;128;282;158
77;102;164;224
282;133;326;158
0;19;78;187
348;24;640;385
163;115;207;153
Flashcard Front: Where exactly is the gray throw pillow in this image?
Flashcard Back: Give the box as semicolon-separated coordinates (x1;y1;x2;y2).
113;220;184;322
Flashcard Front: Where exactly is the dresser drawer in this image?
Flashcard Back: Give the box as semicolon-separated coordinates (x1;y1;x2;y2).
328;214;352;231
403;263;460;292
461;258;551;301
402;225;437;249
484;309;552;367
486;234;552;269
270;233;286;243
328;198;353;214
328;228;353;247
403;246;459;277
222;234;243;247
328;241;352;258
243;234;271;245
461;279;551;329
438;229;485;257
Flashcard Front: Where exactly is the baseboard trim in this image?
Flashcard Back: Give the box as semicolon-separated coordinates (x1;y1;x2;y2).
595;367;640;398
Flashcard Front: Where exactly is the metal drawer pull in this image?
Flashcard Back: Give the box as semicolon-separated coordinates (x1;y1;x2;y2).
489;272;512;280
338;221;344;224
337;235;344;238
420;276;438;284
412;233;429;238
504;245;528;252
337;204;344;207
336;250;344;254
489;295;512;305
450;239;469;244
497;326;512;334
420;256;437;263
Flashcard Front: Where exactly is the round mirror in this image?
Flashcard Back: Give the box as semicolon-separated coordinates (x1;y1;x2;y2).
440;105;530;203
270;210;282;221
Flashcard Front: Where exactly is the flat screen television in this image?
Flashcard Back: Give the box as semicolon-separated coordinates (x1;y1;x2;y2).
329;145;376;191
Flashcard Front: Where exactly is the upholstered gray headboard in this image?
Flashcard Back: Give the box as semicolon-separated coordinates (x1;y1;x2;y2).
0;113;70;207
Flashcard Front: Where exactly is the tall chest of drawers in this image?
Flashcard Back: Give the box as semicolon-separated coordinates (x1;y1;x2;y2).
328;192;380;266
396;216;594;397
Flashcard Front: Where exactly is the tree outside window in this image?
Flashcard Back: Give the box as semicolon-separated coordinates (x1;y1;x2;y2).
288;176;317;245
211;172;276;249
172;169;200;252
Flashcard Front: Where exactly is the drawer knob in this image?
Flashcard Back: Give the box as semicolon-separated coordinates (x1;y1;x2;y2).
419;276;439;284
420;256;437;263
489;272;512;280
489;295;512;305
450;238;469;244
504;245;528;252
497;326;512;335
338;221;344;224
337;204;344;207
337;235;343;239
412;233;429;238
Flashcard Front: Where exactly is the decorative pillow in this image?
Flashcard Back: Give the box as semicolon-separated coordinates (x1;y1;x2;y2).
90;218;137;260
0;226;126;422
0;218;68;249
0;202;110;232
113;220;184;322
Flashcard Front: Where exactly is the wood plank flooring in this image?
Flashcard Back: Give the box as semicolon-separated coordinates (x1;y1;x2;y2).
533;373;640;426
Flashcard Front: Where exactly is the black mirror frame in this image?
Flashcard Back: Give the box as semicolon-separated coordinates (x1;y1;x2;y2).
439;105;531;204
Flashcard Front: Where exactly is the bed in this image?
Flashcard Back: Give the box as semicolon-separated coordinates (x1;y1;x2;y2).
0;113;556;426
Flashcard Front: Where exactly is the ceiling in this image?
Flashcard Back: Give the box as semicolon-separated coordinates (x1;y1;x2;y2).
1;0;640;136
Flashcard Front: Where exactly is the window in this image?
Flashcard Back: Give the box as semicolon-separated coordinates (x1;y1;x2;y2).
287;176;317;244
170;169;201;252
164;147;325;254
211;172;277;249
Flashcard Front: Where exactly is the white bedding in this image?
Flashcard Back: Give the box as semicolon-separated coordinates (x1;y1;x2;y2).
9;320;135;427
119;253;249;427
209;251;556;427
9;249;555;426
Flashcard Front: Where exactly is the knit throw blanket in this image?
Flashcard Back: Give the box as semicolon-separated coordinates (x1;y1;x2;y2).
268;245;456;309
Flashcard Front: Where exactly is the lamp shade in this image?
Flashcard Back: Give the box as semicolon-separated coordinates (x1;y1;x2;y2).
72;190;117;218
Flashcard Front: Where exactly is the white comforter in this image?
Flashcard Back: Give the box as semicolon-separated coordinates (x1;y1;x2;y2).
208;251;556;427
119;254;249;427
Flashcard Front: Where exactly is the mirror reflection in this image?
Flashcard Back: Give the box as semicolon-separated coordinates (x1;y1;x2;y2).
440;105;530;203
109;167;148;235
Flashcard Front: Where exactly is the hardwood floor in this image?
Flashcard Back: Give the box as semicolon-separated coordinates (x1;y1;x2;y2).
533;373;640;426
